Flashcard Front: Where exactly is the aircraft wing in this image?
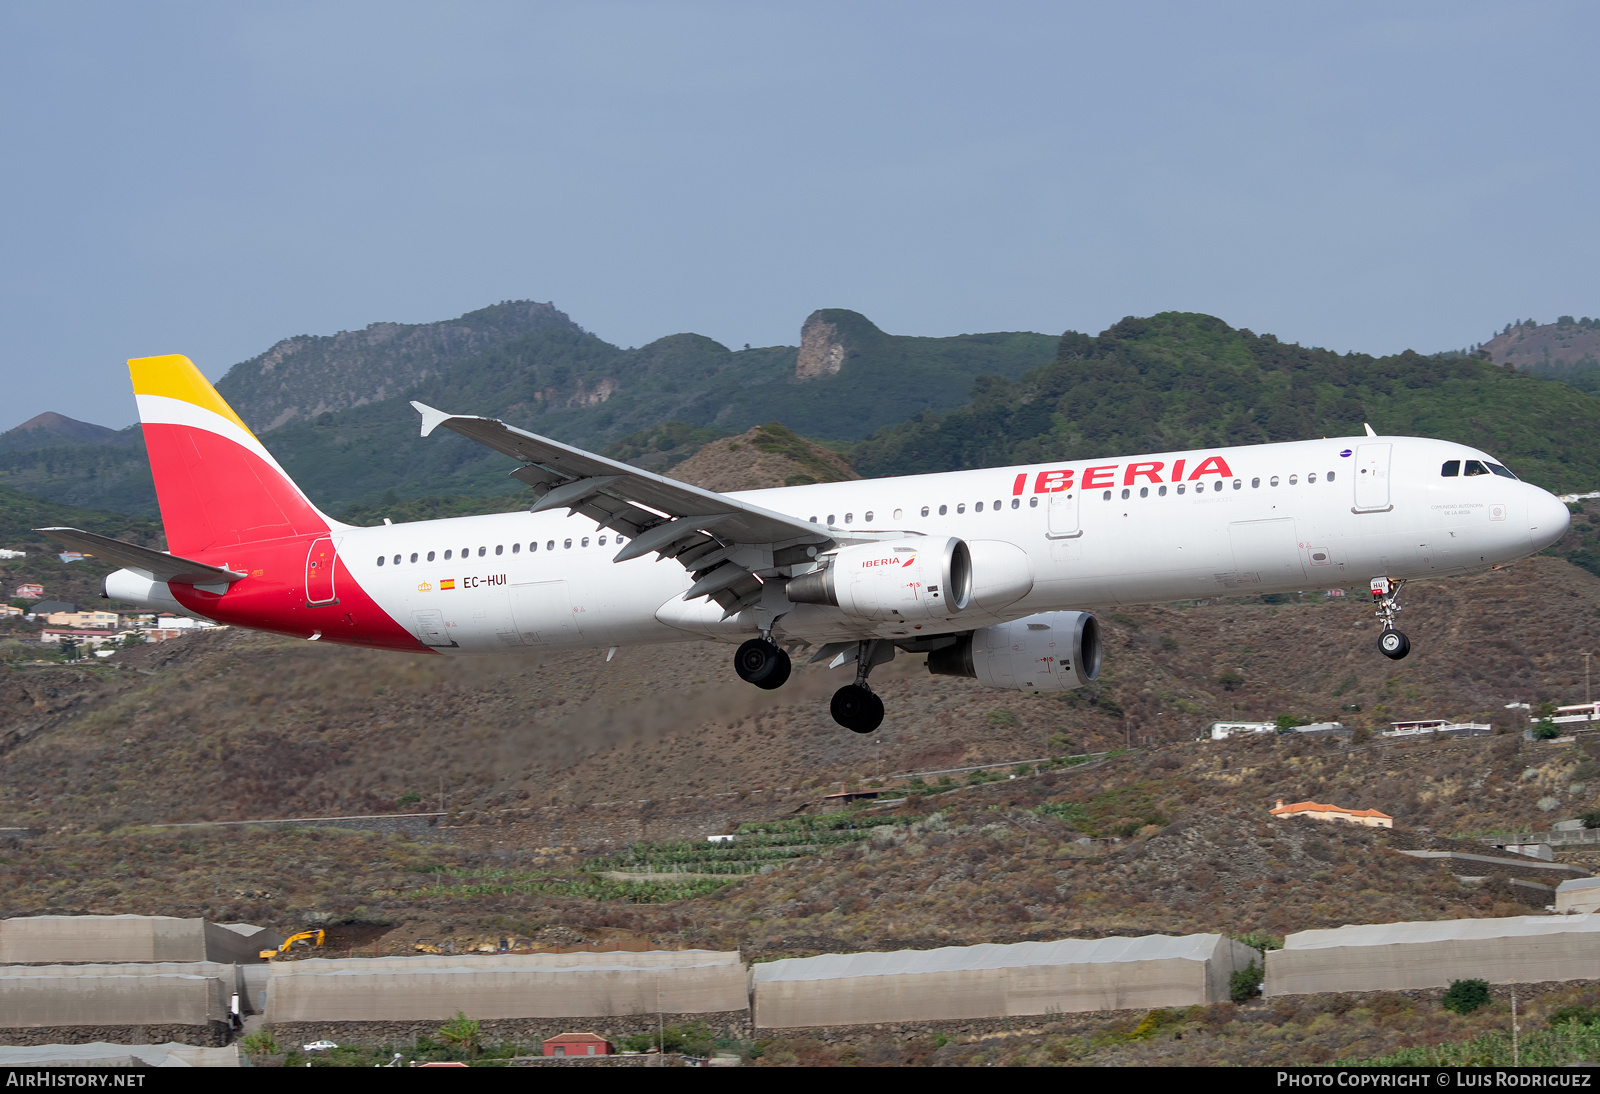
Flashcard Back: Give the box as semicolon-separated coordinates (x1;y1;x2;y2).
34;528;247;586
411;402;835;616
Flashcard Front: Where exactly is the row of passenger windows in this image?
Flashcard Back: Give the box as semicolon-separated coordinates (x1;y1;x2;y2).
375;534;628;567
807;499;1041;525
1101;471;1337;500
1442;459;1516;479
805;473;1339;522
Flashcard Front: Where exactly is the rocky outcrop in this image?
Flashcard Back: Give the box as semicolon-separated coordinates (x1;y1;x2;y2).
795;314;850;380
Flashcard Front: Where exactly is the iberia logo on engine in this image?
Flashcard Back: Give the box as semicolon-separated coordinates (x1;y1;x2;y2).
861;555;916;568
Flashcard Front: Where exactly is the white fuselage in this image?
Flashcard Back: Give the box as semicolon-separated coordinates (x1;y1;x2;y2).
330;435;1570;654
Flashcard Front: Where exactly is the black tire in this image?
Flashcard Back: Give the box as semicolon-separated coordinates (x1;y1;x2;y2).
831;684;885;734
756;646;791;690
734;639;789;688
1378;629;1411;660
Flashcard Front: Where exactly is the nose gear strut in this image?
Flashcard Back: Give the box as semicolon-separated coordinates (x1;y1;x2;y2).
1371;577;1411;660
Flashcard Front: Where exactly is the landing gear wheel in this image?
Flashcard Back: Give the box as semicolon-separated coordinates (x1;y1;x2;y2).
1378;629;1411;660
734;639;791;690
831;684;885;734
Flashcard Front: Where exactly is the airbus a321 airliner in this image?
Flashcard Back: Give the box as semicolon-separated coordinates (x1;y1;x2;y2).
40;355;1571;733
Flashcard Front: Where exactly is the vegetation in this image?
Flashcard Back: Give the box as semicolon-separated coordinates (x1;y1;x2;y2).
1229;960;1263;1004
435;1011;481;1057
619;1020;715;1056
851;311;1600;494
1441;978;1492;1015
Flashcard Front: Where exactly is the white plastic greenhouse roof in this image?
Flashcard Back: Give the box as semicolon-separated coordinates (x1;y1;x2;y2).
1285;913;1600;950
752;935;1224;983
1557;877;1600;894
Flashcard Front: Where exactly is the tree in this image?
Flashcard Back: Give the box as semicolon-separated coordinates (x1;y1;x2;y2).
1230;960;1263;1003
1534;719;1562;740
435;1011;480;1057
1442;979;1491;1015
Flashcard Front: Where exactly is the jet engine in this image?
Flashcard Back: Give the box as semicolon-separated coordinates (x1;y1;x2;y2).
926;610;1102;692
786;538;971;622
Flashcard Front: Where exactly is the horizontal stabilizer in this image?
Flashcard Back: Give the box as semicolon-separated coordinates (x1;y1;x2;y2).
34;528;246;586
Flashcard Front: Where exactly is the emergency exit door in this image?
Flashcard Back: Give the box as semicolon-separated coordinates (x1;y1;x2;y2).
305;537;338;605
1353;443;1393;512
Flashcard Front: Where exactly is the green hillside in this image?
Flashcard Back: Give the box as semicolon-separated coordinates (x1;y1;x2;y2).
853;312;1600;495
0;305;1055;517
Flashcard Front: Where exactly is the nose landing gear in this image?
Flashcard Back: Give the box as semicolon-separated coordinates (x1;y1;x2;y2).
1371;577;1410;660
734;637;791;689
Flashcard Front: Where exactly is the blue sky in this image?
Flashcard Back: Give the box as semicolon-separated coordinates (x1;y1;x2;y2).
2;2;1596;431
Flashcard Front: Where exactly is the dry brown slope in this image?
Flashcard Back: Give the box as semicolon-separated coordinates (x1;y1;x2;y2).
0;554;1595;830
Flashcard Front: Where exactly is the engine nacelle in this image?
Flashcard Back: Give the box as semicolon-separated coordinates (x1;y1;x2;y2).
104;568;189;615
787;538;971;622
927;610;1102;692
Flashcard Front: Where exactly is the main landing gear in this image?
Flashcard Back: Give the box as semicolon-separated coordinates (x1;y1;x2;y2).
734;638;791;690
830;640;892;734
1371;577;1411;661
730;636;888;734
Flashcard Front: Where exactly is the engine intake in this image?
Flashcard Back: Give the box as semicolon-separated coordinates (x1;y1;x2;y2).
927;611;1102;692
787;537;971;622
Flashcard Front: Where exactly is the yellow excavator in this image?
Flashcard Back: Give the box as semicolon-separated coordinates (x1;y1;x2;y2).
259;929;325;960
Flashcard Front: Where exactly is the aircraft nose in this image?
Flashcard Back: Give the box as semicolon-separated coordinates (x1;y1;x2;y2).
1529;488;1572;553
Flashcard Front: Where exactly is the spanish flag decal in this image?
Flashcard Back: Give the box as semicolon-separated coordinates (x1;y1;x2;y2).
440;579;456;590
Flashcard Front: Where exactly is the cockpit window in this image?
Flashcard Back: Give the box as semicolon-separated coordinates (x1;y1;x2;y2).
1464;460;1490;477
1441;460;1460;477
1487;462;1517;479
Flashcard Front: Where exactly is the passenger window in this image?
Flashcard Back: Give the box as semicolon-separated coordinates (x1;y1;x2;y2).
827;514;836;524
956;504;966;514
427;551;435;561
894;509;903;520
1212;480;1223;492
1270;476;1279;487
512;543;520;553
410;552;418;563
1327;471;1336;482
1029;497;1038;508
1176;484;1186;495
1138;487;1147;498
993;499;1001;510
478;546;486;557
444;550;452;560
1010;498;1019;509
1464;460;1489;476
1441;461;1460;477
865;511;874;522
845;513;854;524
1158;485;1167;496
495;545;503;555
1102;490;1112;501
1121;488;1130;500
1488;462;1517;479
938;505;948;515
1232;479;1242;490
599;535;607;545
617;536;627;544
376;556;385;566
975;502;984;512
581;537;589;547
564;539;572;549
1251;478;1260;488
810;516;818;523
393;554;402;565
921;506;930;517
1288;475;1298;485
547;540;555;551
1308;473;1317;483
529;542;537;552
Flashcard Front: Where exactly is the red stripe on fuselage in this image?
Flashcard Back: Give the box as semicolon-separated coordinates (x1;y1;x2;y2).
167;535;431;653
